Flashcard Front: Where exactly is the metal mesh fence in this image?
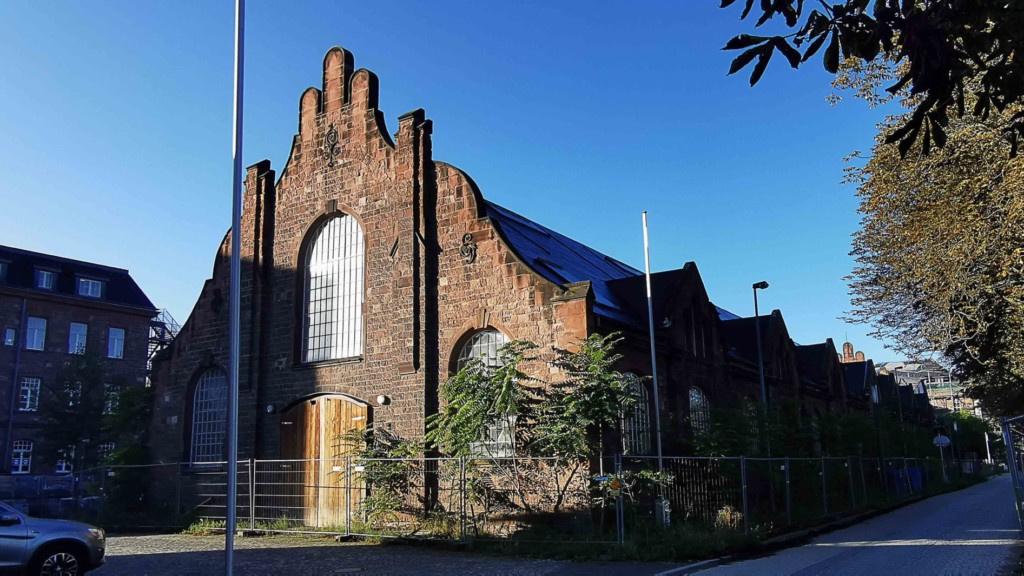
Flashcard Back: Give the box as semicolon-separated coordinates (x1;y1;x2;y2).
4;453;995;541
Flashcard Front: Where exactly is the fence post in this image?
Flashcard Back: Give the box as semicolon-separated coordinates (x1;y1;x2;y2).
903;458;912;495
740;456;749;536
459;457;467;542
859;457;867;505
615;454;625;546
820;456;828;516
174;463;182;528
784;457;791;526
847;456;855;511
248;458;255;531
99;466;107;524
345;457;352;537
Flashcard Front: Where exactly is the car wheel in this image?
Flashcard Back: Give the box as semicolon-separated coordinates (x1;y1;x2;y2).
33;547;86;576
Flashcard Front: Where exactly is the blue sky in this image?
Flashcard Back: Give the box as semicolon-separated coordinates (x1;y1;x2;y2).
0;1;898;362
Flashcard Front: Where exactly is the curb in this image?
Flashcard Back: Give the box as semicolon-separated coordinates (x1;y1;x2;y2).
653;556;729;575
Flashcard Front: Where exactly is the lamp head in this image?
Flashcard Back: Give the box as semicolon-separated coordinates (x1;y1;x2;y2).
752;281;769;290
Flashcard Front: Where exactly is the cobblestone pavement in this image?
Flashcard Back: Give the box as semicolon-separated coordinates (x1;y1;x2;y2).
696;474;1021;576
91;533;675;575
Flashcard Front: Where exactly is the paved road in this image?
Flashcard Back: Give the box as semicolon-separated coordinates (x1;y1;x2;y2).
695;474;1021;576
91;533;674;575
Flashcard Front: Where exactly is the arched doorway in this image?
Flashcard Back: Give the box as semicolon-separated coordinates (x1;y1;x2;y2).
279;394;370;527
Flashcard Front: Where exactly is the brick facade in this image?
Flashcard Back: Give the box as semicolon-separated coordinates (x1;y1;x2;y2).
151;46;855;467
0;248;155;475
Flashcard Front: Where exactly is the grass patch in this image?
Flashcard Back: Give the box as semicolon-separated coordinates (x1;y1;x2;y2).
181;518;226;535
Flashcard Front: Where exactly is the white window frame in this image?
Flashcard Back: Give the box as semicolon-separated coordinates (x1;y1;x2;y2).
457;330;515;458
35;269;54;290
689;387;711;434
55;446;74;474
77;278;103;298
107;327;125;359
98;442;115;461
11;440;32;474
190;368;228;465
66;381;82;408
103;383;119;415
3;328;15;347
622;373;652;455
302;215;365;363
68;322;88;354
25;317;46;351
18;377;40;412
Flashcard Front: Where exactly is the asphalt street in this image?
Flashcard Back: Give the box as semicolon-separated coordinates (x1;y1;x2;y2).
695;474;1020;576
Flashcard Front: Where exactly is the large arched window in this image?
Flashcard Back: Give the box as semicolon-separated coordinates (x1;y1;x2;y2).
190;368;227;464
622;373;651;455
456;329;512;457
689;387;711;434
303;214;365;363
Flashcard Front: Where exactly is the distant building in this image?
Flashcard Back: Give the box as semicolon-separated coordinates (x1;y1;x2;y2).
878;360;978;416
0;245;158;476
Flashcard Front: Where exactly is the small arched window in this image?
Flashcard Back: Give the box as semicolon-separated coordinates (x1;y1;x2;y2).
622;373;651;455
456;329;512;457
457;329;508;372
190;368;227;464
303;214;365;363
689;387;711;434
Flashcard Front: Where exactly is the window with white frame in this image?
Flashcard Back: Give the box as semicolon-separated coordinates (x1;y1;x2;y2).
190;368;228;464
66;381;82;408
302;215;365;363
18;377;40;412
55;446;74;474
77;278;103;298
689;387;711;434
26;317;46;351
103;383;119;415
68;322;88;354
98;442;115;461
622;373;651;455
35;270;54;290
107;327;125;359
4;328;15;346
11;440;32;474
457;330;514;458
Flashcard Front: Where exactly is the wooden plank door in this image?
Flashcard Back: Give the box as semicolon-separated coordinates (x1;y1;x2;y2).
318;397;368;528
279;400;320;526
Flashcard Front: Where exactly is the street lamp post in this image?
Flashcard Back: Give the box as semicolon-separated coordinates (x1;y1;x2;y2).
752;281;769;407
871;384;888;497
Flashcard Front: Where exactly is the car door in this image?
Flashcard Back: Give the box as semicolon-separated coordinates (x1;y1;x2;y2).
0;510;28;573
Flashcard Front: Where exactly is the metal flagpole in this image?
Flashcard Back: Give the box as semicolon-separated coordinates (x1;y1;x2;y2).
642;212;669;526
226;0;245;574
641;212;664;473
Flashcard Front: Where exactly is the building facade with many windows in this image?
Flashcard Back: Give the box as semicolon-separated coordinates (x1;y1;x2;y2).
0;245;157;475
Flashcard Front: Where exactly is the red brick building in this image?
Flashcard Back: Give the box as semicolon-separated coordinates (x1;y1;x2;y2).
150;47;852;471
0;245;157;476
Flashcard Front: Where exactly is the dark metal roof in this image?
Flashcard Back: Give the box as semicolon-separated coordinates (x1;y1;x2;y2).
796;343;830;386
0;245;156;312
842;361;873;400
720;315;772;365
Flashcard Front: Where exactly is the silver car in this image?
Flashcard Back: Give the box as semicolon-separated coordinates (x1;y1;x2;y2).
0;500;105;575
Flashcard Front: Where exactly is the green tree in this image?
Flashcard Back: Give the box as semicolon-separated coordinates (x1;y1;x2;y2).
38;353;124;471
721;1;1024;155
846;101;1024;416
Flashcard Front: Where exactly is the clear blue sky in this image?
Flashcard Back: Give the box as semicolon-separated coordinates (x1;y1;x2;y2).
0;1;899;362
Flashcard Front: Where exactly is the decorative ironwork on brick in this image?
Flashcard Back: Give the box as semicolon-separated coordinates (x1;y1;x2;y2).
325;124;341;167
460;233;477;264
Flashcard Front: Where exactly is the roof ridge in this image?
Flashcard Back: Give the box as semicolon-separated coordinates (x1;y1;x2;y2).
0;245;131;273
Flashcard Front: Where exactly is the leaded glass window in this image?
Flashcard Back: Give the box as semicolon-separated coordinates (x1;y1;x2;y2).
689;387;711;434
190;368;227;464
303;215;365;362
457;330;514;458
11;440;32;474
622;373;651;455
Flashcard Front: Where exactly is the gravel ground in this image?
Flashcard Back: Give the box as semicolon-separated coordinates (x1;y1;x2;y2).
91;533;676;575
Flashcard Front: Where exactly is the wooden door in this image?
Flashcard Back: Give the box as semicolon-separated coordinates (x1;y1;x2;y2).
279;395;368;528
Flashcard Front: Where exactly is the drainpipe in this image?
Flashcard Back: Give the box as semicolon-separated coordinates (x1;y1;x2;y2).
5;299;27;472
